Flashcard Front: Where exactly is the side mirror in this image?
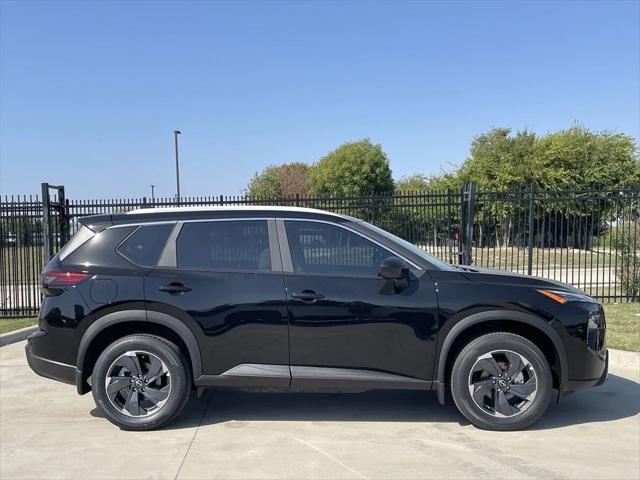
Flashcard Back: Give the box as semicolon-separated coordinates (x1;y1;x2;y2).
379;257;409;293
379;256;409;280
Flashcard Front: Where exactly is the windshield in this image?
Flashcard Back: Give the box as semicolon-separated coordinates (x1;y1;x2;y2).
360;222;456;271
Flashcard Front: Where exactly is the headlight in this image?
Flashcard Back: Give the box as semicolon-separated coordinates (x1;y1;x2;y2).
588;311;604;329
587;311;606;351
536;289;596;304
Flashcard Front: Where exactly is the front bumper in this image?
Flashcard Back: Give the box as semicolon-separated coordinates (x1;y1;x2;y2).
564;348;609;392
25;330;76;386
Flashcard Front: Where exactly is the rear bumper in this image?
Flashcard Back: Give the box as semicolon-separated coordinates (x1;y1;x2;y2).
25;331;76;386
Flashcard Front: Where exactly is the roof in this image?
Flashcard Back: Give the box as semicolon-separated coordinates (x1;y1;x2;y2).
77;205;360;231
126;205;347;218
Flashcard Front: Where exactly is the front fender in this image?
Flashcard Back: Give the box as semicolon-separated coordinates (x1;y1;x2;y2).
433;309;568;404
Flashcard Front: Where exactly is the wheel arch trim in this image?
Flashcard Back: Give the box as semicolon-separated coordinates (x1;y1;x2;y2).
76;309;203;391
434;310;568;404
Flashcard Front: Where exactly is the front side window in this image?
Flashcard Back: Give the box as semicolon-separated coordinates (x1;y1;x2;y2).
176;220;271;271
285;220;392;276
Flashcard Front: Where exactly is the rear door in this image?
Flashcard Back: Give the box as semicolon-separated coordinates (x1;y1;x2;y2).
279;219;439;389
144;218;290;387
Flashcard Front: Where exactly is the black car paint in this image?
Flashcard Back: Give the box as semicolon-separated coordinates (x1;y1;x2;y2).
145;268;289;381
284;270;439;385
26;208;608;402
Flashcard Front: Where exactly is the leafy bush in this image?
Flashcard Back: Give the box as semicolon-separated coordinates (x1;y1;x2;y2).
616;219;640;298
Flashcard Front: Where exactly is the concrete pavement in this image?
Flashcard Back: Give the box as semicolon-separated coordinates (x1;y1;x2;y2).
1;340;639;480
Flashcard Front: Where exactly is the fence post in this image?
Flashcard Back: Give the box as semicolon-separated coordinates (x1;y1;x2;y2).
295;193;300;207
447;188;453;264
460;183;476;265
527;185;536;275
57;185;70;246
41;182;53;260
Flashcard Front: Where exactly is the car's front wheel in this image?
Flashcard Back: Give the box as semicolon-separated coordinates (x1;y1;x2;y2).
450;332;552;431
91;334;191;430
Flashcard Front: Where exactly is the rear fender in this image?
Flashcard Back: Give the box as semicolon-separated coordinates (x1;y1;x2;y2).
75;309;202;393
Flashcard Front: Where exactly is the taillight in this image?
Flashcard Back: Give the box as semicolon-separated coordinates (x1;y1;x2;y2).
42;270;90;286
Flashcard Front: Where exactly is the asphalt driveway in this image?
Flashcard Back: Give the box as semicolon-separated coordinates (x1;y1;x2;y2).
1;340;638;480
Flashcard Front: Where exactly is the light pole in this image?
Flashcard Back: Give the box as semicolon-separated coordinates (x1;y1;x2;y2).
174;130;181;202
150;184;156;202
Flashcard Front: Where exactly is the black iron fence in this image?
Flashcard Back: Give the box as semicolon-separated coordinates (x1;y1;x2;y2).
1;184;638;316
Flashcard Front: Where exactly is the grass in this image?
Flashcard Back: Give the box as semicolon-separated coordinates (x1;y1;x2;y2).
0;304;637;350
603;303;640;352
0;317;37;335
470;246;614;269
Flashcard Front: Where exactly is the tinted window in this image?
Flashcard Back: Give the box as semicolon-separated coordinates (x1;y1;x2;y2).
58;225;95;261
176;220;271;271
285;221;392;276
359;221;454;270
117;224;174;267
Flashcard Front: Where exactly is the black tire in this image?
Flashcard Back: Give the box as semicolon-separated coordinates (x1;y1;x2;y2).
91;334;191;431
450;332;552;431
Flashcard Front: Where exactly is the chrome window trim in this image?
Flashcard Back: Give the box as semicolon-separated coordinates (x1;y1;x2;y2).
276;217;422;272
108;220;178;229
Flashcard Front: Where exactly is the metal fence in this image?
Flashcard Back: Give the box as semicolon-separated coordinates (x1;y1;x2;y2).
1;184;638;316
470;187;639;301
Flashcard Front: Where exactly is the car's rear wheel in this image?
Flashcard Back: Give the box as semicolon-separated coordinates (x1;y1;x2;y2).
450;332;552;431
91;334;191;431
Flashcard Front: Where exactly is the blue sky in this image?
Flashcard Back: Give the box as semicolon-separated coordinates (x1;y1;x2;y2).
1;0;638;199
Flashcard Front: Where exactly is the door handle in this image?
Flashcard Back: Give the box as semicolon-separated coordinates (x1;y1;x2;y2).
291;290;325;302
158;283;192;294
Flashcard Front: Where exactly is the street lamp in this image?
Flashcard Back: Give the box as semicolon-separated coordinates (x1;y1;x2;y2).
174;130;181;202
150;184;156;202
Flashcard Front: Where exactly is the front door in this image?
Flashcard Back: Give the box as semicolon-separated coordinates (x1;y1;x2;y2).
279;219;439;389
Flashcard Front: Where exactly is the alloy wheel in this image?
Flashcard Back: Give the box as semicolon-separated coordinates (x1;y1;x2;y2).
468;349;537;418
104;350;171;417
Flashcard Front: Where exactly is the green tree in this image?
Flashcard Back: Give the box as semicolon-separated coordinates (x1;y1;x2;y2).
440;126;640;248
277;162;311;197
455;125;639;191
395;174;430;191
531;126;639;190
310;139;394;196
395;172;461;192
246;162;311;198
458;128;538;190
246;165;280;198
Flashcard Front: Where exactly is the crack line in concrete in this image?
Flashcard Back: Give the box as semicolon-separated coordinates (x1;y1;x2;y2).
295;438;369;480
174;392;213;480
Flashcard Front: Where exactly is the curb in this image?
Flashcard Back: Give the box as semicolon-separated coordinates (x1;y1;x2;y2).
608;348;640;370
0;326;37;347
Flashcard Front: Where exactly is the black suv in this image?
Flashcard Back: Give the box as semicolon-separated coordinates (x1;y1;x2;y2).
26;206;608;431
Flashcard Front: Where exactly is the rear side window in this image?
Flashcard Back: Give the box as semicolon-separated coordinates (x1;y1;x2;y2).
58;225;95;261
117;224;174;268
176;220;271;271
